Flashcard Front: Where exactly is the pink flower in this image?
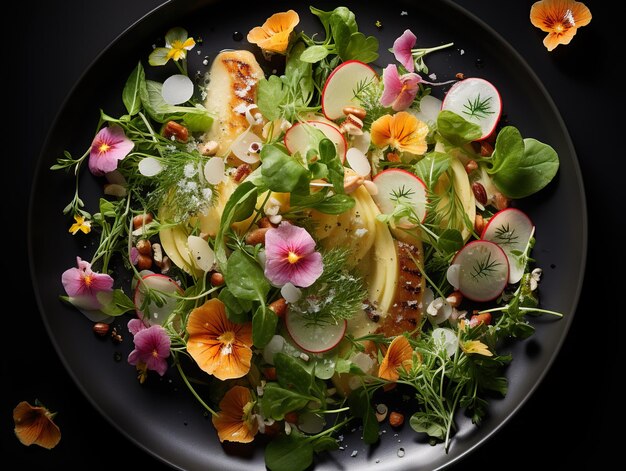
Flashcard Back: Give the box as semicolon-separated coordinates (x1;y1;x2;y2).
127;324;171;376
128;318;148;335
391;29;417;72
380;64;422;111
89;126;134;176
264;222;323;288
61;257;114;310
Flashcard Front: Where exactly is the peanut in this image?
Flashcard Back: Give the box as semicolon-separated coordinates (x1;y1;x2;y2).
269;298;288;318
470;312;492;327
494;192;510;210
465;160;478;174
474;214;486;234
136;239;152;255
210;272;225;286
245;227;270;246
132;213;153;229
446;290;463;308
342;105;366;120
136;253;153;270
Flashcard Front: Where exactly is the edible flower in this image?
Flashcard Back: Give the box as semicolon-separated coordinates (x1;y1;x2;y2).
461;340;493;357
391;29;418;72
264;222;323;288
380;64;422;111
370;111;429;155
88;126;134;176
61;257;114;311
378;335;413;381
127;323;171;378
186;299;253;381
211;386;258;443
149;27;196;66
13;401;61;449
530;0;592;51
247;10;300;55
68;214;91;235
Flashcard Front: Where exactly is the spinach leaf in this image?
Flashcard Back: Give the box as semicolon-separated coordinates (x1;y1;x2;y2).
265;434;313;471
122;62;144;116
313;194;355;214
318;138;344;193
224;249;269;301
299;45;329;63
339;32;379;63
252;304;277;348
181;111;213;132
414;151;450;190
274;352;323;403
139;79;212;127
312;436;339;453
437;110;482;147
488;127;559;198
257;75;288;121
347;387;379;444
437;229;464;253
259;383;311;420
409;411;447;439
260;144;311;194
285;42;314;105
218;287;252;323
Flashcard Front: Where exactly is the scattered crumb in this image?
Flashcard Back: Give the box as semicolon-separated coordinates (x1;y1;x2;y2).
460;49;465;55
429;73;437;80
351;450;358;457
400;11;408;16
397;448;405;458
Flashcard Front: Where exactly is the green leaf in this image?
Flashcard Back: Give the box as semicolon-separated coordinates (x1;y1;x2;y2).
265;434;314;471
437;229;463;253
414;151;450;190
286;42;314;107
139;79;211;124
339;32;379;63
318;138;344;193
409;411;447;439
300;45;330;63
257;75;288;121
312;436;339;453
218;288;252;323
97;289;135;316
260;144;311;194
274;352;323;401
224;249;269;301
437;110;482;147
122;62;144;116
252;304;278;348
259;383;310;420
347;387;379;444
312;194;355;214
182;109;213;132
488;127;560;198
98;198;118;218
290;190;327;208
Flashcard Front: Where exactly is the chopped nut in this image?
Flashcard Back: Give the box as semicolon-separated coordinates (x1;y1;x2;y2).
446;290;463;308
455;72;465;80
465;160;478;174
133;213;153;229
469;312;492;327
110;327;123;343
388;411;404;427
269;215;282;225
162;121;189;142
474;214;485;234
136;239;152;255
494;192;510;210
269;298;288;318
343;105;367;120
245;227;270;245
340;116;364;136
198;140;218;156
472;182;488;205
210;272;225;286
233;163;251;183
257;217;275;228
159;256;172;274
152;243;163;266
344;174;364;194
93;322;110;337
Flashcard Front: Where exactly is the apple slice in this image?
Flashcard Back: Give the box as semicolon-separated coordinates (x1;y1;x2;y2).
372;168;428;225
284;121;347;162
321;60;378;121
134;273;182;326
451;240;509;302
441;77;502;140
481;208;534;284
285;310;346;353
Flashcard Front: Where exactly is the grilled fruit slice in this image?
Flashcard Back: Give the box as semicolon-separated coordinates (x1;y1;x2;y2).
202;50;264;157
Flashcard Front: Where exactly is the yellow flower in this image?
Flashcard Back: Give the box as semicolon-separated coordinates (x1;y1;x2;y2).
378;335;414;381
149;27;196;66
370;111;429;155
212;386;258;443
461;340;493;357
530;0;592;51
13;401;61;449
247;10;300;54
186;299;253;381
69;214;91;235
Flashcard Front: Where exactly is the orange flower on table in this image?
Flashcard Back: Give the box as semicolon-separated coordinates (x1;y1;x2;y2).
13;401;61;449
247;10;300;54
378;335;414;381
371;111;429;156
186;298;253;381
212;385;258;443
530;0;592;51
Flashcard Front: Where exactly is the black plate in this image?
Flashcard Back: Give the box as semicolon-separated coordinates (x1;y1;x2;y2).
28;0;586;469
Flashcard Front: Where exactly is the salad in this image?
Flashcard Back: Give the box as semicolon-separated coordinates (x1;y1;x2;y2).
53;6;562;470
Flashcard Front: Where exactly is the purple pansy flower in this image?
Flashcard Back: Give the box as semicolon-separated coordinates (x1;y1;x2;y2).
88;126;134;176
127;324;171;376
61;257;114;311
380;64;423;111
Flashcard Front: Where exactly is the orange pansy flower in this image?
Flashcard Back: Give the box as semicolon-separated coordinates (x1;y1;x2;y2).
247;10;300;54
186;299;253;381
370;111;429;156
13;401;61;449
212;386;259;443
530;0;592;51
378;335;414;381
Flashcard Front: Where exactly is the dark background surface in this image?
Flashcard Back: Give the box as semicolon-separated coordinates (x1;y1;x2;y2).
5;0;618;469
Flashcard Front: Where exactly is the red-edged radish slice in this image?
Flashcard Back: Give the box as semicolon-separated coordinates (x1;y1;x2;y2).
133;273;182;325
481;208;535;284
284;121;347;162
346;147;371;176
285;311;346;353
372;168;428;225
441;78;502;140
452;240;509;302
321;60;378;120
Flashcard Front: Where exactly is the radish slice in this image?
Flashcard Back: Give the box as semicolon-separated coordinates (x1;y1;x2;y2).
441;78;502;140
452;240;509;302
321;60;378;120
187;235;215;272
203;157;225;185
481;208;534;284
162;74;194;105
138;157;163;177
346;148;371;176
372;168;428;225
133;274;182;325
284;121;347;162
285;311;346;353
411;95;443;126
230;129;262;164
